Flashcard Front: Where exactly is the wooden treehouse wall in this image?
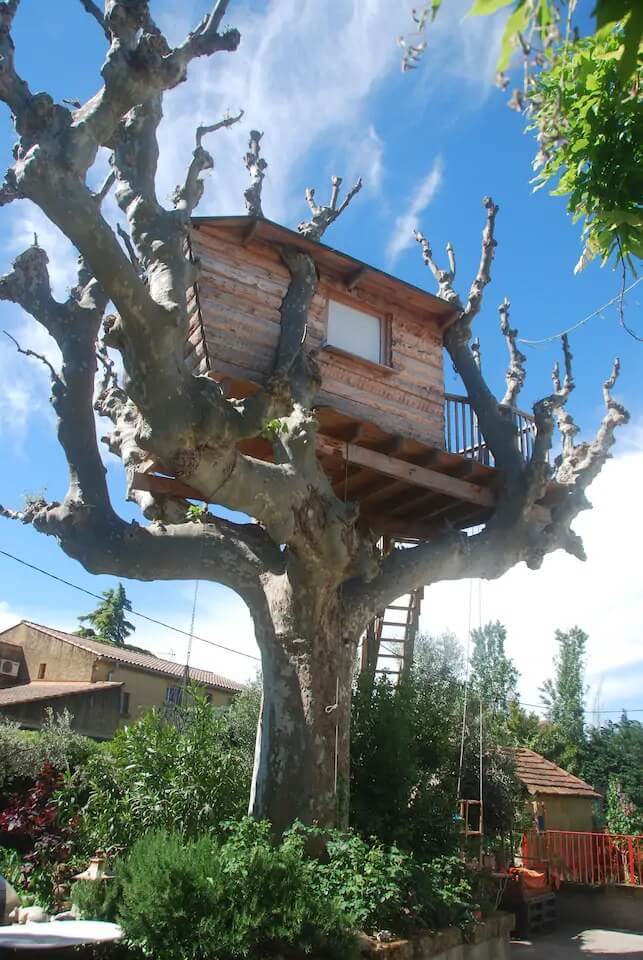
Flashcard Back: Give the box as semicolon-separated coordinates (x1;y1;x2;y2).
186;223;446;448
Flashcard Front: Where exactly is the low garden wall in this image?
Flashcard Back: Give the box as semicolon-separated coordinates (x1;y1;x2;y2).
362;912;514;960
556;883;643;933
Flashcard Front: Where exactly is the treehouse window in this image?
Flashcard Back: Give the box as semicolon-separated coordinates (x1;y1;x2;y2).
326;298;390;366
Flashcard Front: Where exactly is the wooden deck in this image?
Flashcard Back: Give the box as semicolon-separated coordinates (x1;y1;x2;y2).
133;397;562;541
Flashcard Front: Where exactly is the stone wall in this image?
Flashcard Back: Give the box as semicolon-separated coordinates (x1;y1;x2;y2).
557;884;643;933
362;913;514;960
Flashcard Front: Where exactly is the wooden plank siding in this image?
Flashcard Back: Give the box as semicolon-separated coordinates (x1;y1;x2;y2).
188;222;447;448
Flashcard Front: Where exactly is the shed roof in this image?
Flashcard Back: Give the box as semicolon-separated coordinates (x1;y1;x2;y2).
191;216;458;324
0;680;122;707
510;747;601;799
13;622;245;694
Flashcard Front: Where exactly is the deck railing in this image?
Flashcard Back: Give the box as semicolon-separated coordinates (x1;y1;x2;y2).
523;829;643;887
444;393;536;465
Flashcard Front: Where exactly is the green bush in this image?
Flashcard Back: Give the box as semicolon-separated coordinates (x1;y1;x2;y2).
54;693;253;856
117;820;483;959
303;826;417;933
0;710;97;799
71;877;123;923
118;822;356;960
296;826;479;935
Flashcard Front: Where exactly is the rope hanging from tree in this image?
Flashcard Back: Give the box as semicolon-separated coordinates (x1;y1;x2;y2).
182;504;209;701
456;579;485;845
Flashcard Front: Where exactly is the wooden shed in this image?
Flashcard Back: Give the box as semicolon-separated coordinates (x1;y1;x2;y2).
512;747;601;832
137;216;555;540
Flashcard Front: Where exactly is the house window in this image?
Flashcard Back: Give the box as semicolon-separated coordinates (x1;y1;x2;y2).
165;686;183;706
37;663;46;679
326;299;390;365
120;691;130;716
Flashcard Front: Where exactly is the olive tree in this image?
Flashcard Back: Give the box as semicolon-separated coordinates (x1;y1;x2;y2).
0;0;629;834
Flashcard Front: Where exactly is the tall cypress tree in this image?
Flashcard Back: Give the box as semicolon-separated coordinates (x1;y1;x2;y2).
540;627;588;773
77;584;135;647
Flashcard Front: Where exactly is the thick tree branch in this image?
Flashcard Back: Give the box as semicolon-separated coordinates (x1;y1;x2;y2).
298;175;362;241
464;196;498;325
79;0;109;39
499;296;526;407
414;231;462;306
243;129;266;217
0;0;31;117
172;109;243;214
0;243;110;513
418;197;524;478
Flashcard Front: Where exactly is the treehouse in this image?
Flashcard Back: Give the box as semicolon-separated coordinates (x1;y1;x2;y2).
137;215;550;542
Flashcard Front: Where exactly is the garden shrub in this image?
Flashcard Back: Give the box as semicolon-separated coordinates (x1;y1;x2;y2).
294;825;480;935
0;762;86;910
72;875;124;923
0;710;96;800
118;821;356;960
54;693;253;855
0;763;83;911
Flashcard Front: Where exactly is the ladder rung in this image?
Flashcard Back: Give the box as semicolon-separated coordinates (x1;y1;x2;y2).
378;653;403;659
387;605;411;611
381;620;408;627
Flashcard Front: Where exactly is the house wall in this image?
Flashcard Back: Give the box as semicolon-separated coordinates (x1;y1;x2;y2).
0;687;122;739
189;226;445;447
1;623;96;683
0;624;237;733
530;794;595;832
91;660;235;724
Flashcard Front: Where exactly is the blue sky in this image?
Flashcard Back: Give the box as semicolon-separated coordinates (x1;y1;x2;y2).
0;0;641;721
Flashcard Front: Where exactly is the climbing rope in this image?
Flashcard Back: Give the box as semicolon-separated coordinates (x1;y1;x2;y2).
456;579;485;847
456;579;474;802
182;504;209;701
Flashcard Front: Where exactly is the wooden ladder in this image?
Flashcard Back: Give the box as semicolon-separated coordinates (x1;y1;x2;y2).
361;539;424;683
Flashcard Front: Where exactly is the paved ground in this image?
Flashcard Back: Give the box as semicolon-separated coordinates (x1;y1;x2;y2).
511;926;643;958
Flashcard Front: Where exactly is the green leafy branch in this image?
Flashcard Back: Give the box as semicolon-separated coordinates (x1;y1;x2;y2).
260;418;290;443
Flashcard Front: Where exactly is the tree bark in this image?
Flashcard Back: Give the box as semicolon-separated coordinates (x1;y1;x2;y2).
250;582;354;835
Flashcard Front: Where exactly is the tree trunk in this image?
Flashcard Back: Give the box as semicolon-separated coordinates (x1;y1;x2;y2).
249;589;355;835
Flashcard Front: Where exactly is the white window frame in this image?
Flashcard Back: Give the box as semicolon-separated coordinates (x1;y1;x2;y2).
324;297;392;368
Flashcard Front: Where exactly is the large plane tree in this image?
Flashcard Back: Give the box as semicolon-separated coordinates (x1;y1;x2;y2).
0;0;629;834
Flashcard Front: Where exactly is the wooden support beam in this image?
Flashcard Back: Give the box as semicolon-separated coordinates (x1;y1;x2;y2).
132;472;204;501
317;436;496;508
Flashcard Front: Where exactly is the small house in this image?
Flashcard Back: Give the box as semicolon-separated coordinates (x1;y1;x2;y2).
0;621;244;738
132;216;557;540
512;747;601;832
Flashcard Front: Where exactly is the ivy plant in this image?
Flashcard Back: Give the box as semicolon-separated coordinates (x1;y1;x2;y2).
529;28;643;270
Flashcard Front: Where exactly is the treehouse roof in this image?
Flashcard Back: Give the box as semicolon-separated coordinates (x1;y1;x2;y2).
191;215;458;326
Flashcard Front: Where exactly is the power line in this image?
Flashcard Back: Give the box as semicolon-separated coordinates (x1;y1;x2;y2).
515;700;643;715
3;547;642;711
0;547;260;662
517;277;643;346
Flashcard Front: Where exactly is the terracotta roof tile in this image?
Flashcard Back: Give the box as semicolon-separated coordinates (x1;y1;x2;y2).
0;680;122;707
21;621;245;694
509;746;601;798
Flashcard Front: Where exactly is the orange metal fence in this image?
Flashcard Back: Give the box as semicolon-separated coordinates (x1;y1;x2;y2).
523;830;643;887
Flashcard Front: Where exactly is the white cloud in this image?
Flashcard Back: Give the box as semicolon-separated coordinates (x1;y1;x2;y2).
420;426;643;712
155;0;497;224
386;155;444;264
353;124;385;194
